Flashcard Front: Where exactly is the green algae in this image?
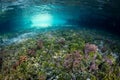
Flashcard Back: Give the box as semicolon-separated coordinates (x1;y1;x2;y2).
0;27;120;80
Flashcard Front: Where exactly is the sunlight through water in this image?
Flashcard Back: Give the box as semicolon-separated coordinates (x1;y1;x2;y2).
31;13;53;28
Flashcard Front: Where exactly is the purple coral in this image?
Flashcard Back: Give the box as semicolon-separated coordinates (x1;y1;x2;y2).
63;51;82;70
84;43;98;54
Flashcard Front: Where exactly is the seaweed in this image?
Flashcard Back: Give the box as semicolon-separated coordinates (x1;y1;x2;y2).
0;28;120;80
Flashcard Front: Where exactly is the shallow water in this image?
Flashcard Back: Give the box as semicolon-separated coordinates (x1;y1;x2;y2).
0;0;120;80
0;1;120;34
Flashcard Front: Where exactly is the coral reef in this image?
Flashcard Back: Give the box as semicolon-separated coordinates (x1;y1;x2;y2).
0;27;120;80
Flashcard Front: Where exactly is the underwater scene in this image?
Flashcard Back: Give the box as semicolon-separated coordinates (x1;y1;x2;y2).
0;0;120;80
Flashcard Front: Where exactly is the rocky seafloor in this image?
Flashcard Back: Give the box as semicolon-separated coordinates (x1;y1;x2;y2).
0;27;120;80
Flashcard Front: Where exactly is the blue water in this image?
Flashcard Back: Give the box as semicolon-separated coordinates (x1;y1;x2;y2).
0;2;120;32
0;1;120;46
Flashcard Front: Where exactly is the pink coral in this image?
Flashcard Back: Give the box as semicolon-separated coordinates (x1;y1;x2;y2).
63;51;82;70
84;43;98;54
